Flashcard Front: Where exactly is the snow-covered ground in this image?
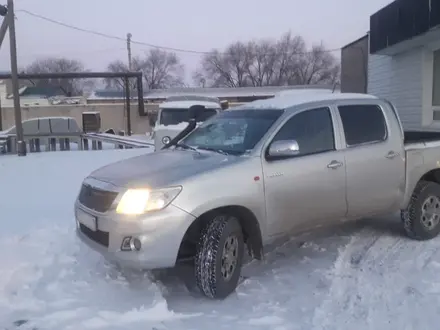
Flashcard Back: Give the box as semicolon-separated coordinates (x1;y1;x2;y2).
1;149;440;330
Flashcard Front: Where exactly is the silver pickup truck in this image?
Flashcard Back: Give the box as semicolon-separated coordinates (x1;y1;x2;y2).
75;92;440;299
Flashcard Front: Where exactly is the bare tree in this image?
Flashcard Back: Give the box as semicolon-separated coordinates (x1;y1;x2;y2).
24;57;91;96
106;49;185;90
104;60;128;90
194;31;340;87
195;42;253;88
139;49;184;89
104;59;141;91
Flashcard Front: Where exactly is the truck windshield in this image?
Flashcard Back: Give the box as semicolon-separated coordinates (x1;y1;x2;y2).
181;109;284;155
160;108;218;126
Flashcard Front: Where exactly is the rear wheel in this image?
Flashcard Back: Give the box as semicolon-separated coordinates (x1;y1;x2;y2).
194;214;244;299
401;180;440;240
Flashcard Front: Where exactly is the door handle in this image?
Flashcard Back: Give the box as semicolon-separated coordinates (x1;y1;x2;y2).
385;151;399;159
327;160;343;169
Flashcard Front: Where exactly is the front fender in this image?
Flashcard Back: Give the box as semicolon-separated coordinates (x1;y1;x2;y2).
173;195;267;241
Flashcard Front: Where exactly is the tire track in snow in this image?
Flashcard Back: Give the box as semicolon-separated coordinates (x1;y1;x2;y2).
311;226;440;330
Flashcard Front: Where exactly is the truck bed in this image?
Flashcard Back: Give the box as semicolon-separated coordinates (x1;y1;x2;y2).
404;131;440;145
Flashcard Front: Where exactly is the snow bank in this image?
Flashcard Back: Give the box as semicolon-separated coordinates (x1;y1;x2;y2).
0;149;186;329
2;149;440;329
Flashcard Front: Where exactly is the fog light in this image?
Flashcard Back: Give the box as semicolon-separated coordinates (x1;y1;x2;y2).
162;136;171;145
121;236;141;251
130;237;142;251
121;236;132;251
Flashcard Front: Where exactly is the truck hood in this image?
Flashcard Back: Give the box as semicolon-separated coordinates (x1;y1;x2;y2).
89;149;243;188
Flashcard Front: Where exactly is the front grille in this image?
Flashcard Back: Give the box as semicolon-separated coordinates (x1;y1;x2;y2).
78;184;118;213
79;223;109;247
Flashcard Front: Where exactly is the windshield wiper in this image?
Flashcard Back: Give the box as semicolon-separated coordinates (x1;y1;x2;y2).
198;147;229;155
175;143;199;152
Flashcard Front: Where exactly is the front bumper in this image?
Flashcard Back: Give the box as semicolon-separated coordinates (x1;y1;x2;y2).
75;200;196;270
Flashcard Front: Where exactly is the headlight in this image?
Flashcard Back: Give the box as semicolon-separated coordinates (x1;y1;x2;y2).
162;136;171;145
116;186;182;215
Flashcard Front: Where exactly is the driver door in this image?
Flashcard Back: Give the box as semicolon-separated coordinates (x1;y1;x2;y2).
262;107;347;236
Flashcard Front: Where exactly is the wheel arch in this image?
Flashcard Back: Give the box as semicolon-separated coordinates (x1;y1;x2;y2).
403;168;440;208
178;204;264;261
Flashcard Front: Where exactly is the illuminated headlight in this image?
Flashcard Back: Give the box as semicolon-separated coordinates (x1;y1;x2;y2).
116;186;182;215
162;136;171;145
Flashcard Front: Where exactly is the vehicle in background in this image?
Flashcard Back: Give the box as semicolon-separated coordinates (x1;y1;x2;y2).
75;92;440;299
152;95;224;150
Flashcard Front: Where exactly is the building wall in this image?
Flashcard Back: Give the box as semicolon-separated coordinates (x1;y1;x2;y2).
341;35;369;93
0;104;152;134
368;30;440;131
368;47;424;130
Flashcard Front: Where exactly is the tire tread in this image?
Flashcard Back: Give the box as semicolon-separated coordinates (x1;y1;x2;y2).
401;180;440;240
194;215;242;299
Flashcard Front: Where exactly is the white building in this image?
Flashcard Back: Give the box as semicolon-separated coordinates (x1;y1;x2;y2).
342;0;440;130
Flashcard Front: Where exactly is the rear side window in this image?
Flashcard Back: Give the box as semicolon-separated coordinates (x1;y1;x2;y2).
338;104;387;146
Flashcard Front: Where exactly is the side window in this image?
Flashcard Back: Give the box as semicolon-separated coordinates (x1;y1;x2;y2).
338;104;387;147
271;107;335;156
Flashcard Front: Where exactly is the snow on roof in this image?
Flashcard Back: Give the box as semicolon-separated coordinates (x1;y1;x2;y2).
87;85;336;100
146;85;335;99
274;88;339;97
164;95;220;103
159;100;221;109
232;92;378;110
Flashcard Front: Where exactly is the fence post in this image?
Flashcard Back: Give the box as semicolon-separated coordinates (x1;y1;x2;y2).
35;138;41;152
29;139;35;152
118;130;124;149
59;138;65;151
50;138;56;151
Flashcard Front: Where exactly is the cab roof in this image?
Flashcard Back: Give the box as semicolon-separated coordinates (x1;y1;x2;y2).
159;100;221;109
233;92;378;111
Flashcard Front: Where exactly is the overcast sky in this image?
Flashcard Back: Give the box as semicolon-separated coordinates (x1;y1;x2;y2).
0;0;391;81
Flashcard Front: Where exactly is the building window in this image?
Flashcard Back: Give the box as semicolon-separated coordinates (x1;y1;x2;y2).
433;49;440;107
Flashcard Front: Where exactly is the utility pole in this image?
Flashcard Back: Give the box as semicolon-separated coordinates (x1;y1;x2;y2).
7;0;25;155
0;5;7;131
127;33;132;70
125;32;132;135
124;77;131;136
0;97;3;131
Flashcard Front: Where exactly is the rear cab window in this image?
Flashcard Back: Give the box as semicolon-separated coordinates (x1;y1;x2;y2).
337;104;388;147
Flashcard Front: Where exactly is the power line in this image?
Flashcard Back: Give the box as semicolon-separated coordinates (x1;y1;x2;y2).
19;47;126;59
17;9;342;56
16;9;209;54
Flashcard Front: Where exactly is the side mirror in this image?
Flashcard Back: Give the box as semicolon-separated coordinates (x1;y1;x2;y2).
0;5;7;17
268;140;300;158
188;105;205;120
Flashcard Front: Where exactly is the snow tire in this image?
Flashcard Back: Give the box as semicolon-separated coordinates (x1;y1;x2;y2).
194;214;244;299
401;180;440;240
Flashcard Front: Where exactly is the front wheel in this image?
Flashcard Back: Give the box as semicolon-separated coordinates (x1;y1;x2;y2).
194;214;244;299
401;180;440;240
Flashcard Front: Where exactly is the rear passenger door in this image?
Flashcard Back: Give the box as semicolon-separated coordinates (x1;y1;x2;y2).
337;103;405;218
